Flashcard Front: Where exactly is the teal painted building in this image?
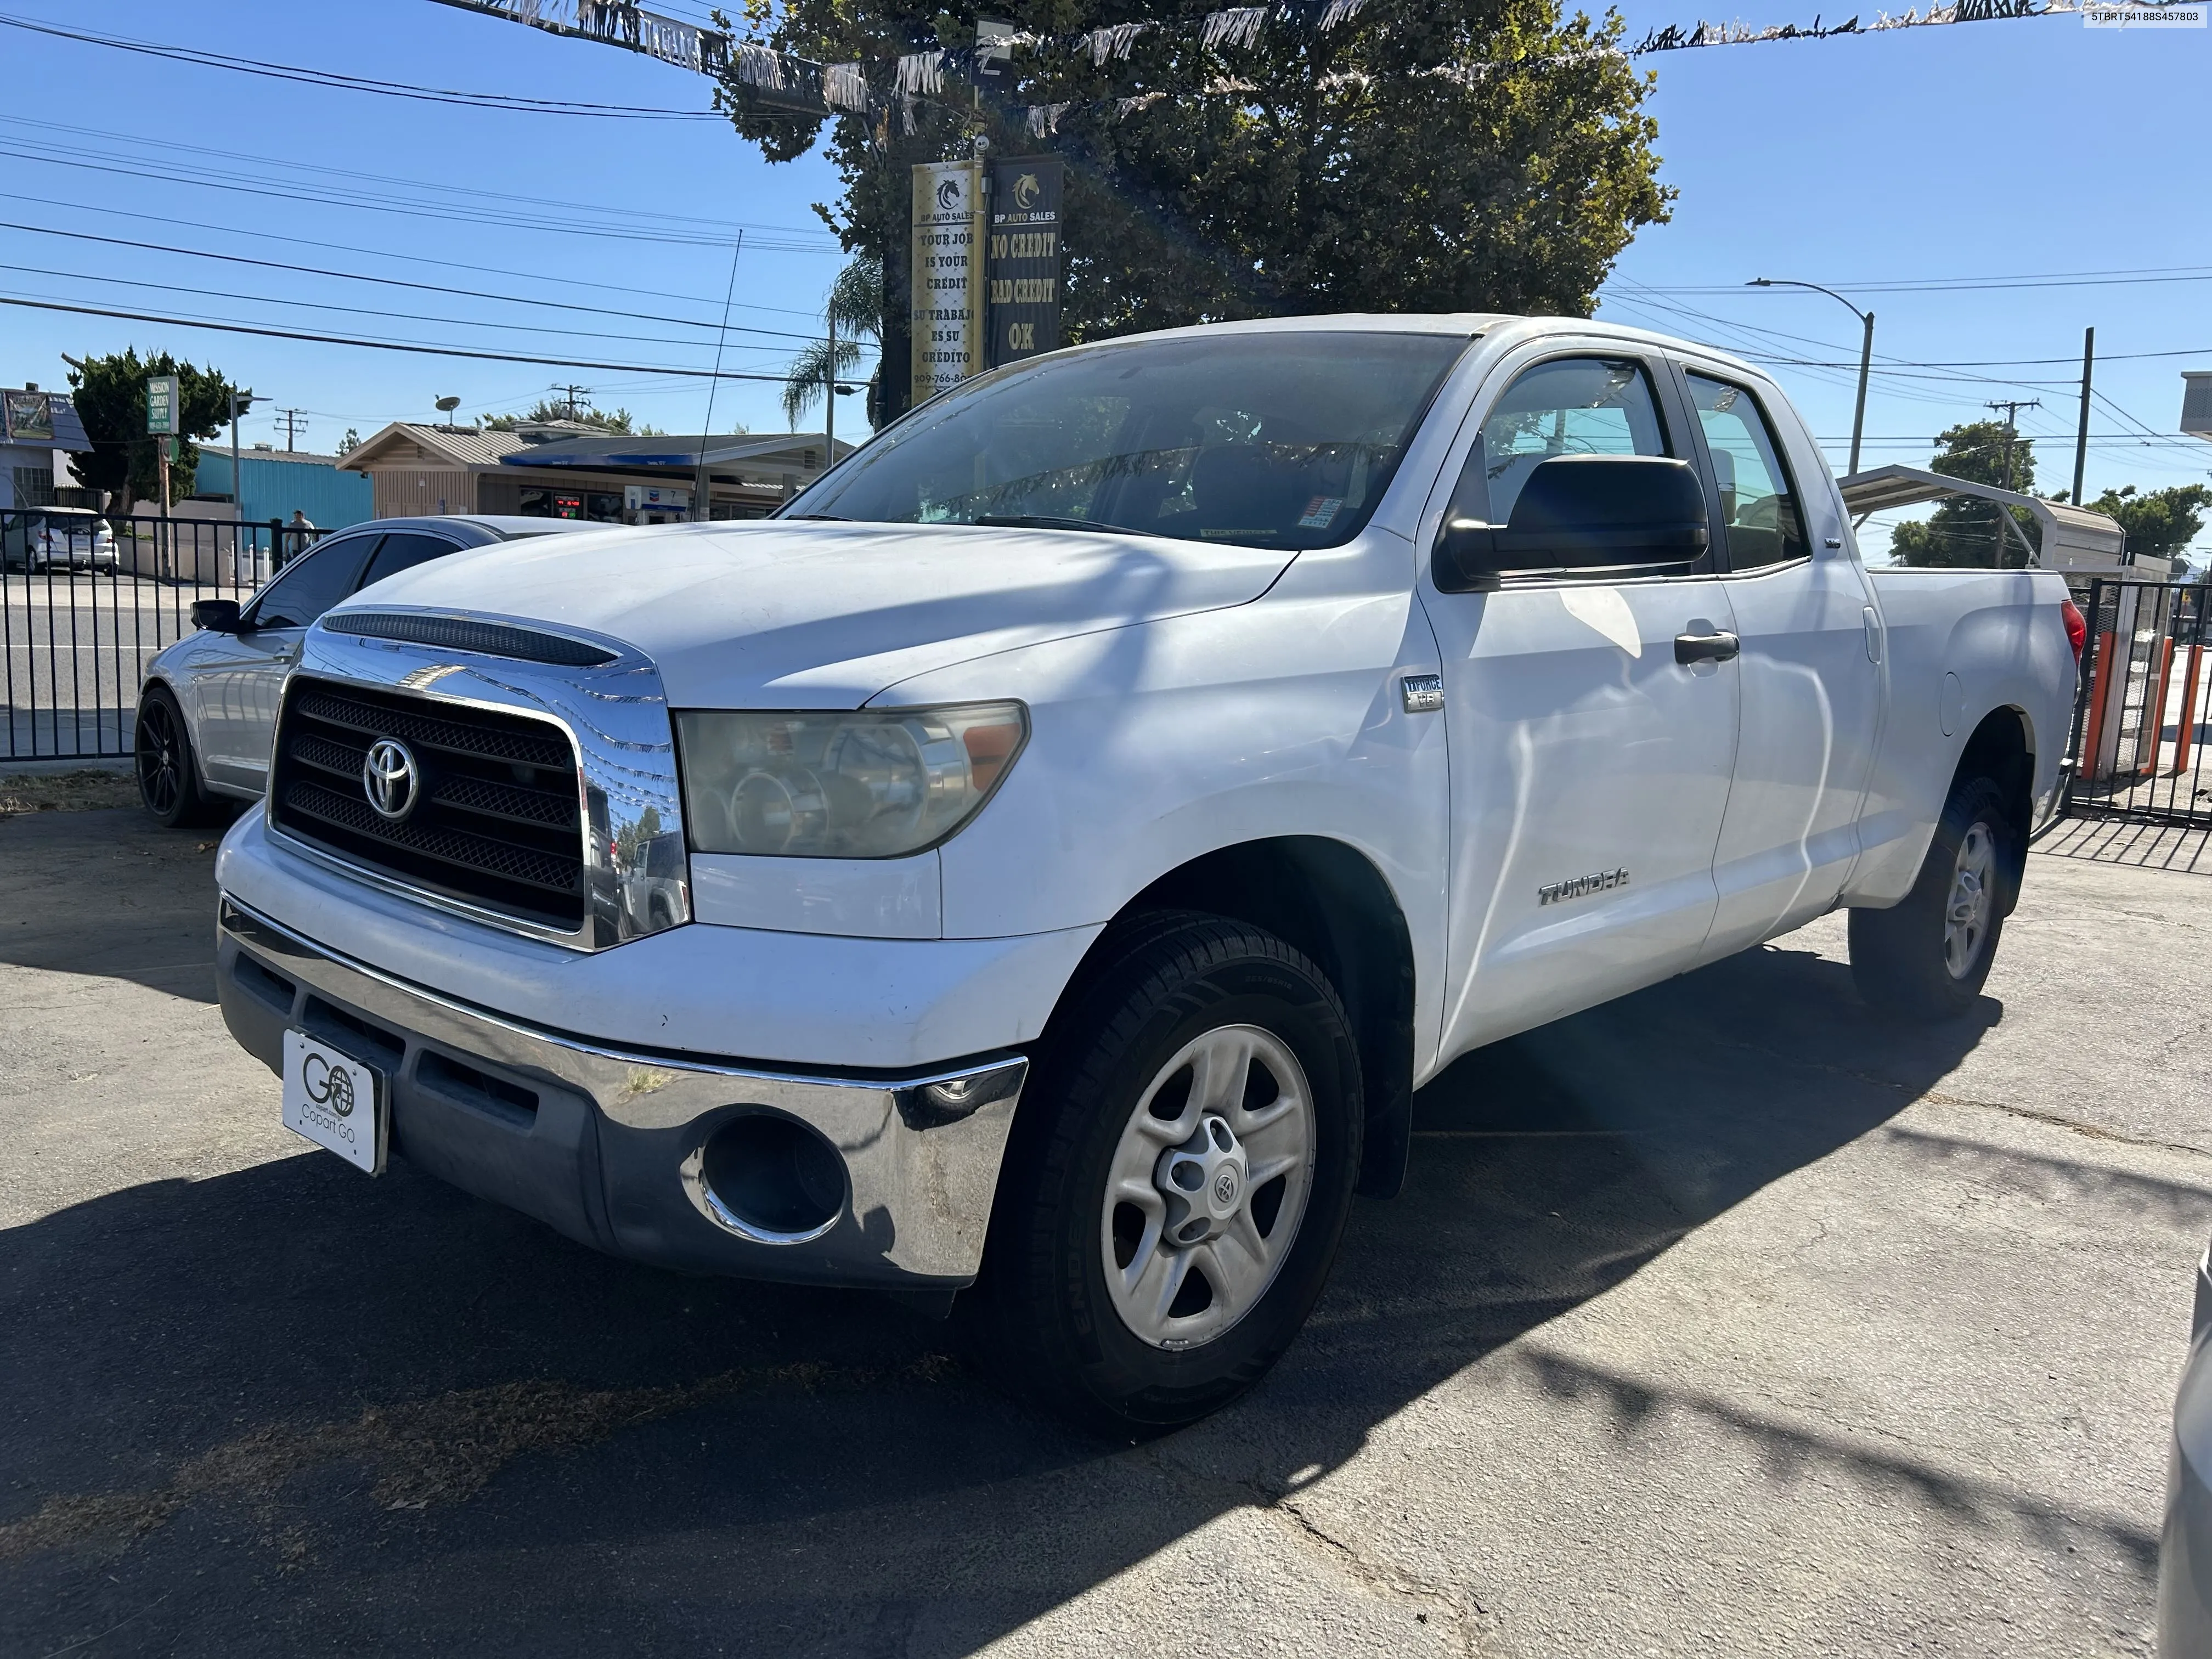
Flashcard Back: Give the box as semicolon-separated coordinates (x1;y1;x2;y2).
194;447;373;529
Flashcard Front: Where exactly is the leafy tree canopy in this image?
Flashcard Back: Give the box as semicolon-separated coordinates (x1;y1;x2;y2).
64;348;241;510
1889;420;2039;569
2081;483;2211;569
481;398;663;435
720;0;1671;416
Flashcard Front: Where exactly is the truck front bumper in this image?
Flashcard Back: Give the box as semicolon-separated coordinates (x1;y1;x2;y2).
218;896;1029;1290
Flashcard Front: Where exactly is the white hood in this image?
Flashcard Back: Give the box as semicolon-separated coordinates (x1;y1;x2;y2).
343;519;1294;707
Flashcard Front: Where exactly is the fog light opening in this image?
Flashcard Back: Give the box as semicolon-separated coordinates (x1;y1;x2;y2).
693;1111;848;1245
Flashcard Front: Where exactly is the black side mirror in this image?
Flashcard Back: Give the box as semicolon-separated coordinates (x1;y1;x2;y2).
190;599;244;632
1435;455;1709;593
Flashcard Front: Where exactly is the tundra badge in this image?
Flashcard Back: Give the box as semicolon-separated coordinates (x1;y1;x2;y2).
1538;868;1629;906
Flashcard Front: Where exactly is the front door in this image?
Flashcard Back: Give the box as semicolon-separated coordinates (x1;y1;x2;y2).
1672;363;1882;958
194;533;376;789
1421;350;1742;1059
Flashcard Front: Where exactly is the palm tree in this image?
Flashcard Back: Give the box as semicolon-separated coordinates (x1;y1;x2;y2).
782;255;881;430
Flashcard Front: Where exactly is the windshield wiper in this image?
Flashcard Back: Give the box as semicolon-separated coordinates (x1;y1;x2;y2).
782;512;852;521
972;514;1154;537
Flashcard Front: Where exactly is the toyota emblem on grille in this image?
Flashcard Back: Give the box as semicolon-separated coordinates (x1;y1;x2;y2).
363;737;420;821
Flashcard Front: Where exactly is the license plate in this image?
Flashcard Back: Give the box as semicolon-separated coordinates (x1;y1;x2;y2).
281;1029;387;1175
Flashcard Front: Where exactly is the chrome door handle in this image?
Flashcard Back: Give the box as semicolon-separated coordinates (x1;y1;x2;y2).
1674;629;1741;665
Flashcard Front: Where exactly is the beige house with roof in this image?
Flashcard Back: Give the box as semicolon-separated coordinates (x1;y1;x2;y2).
338;423;849;524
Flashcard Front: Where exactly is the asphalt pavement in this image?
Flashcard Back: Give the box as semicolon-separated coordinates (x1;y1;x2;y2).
2;804;2205;1657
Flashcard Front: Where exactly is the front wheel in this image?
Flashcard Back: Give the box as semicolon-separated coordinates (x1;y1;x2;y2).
1849;772;2013;1020
134;685;213;828
972;913;1362;1435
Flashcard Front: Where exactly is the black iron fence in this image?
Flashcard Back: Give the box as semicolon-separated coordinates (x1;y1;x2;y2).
3;509;325;763
2063;574;2212;828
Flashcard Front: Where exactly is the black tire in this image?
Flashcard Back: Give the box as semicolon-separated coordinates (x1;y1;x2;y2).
1849;772;2013;1020
971;911;1363;1436
134;684;214;828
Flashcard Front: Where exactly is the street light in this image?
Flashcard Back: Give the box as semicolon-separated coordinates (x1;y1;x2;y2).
1748;277;1875;477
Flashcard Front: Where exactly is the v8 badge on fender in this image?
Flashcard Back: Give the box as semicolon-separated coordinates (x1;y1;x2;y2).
282;1029;387;1175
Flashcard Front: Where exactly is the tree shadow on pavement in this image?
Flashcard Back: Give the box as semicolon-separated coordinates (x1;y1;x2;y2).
0;895;2017;1656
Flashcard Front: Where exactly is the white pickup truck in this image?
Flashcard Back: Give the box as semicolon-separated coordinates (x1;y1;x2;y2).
213;315;2081;1432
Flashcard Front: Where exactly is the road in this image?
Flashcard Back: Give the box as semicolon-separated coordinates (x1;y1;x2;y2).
1;806;2205;1657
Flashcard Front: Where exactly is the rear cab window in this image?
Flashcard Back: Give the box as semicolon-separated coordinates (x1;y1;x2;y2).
1686;373;1809;570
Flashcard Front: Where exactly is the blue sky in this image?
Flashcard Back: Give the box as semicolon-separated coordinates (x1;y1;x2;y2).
0;0;2204;554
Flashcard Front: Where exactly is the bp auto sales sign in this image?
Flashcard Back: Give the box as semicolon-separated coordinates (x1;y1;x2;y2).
986;157;1063;369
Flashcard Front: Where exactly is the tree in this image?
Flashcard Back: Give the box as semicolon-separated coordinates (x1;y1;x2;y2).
782;253;881;429
341;426;362;455
64;348;241;512
481;398;662;436
1889;420;2040;568
719;0;1669;420
2082;484;2212;568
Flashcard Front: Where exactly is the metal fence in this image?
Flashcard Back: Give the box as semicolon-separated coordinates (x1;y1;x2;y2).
3;510;324;763
2063;574;2212;828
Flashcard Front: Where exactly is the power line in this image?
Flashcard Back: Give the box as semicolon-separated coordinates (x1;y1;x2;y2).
0;112;831;246
0;218;821;342
0;190;831;321
0;258;844;355
0;292;812;382
0;142;833;253
0;12;726;120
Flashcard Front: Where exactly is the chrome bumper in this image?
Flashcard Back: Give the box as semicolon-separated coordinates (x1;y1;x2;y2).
217;895;1026;1288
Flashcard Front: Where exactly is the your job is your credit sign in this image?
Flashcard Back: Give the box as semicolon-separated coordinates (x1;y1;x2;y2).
911;155;1066;403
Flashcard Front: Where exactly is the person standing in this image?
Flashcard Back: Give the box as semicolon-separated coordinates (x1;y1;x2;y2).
283;508;316;565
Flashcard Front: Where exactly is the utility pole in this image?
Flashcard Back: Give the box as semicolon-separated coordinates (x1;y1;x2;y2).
825;309;837;456
274;407;308;450
2072;327;2095;506
550;383;591;422
1985;398;2042;566
1985;399;2042;493
229;390;258;573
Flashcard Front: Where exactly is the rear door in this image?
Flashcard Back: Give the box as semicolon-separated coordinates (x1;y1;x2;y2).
192;533;377;789
1421;346;1742;1057
1669;362;1883;959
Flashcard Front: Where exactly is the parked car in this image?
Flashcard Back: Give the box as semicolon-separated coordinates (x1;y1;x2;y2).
2160;1236;2212;1654
133;515;606;827
5;507;117;572
208;316;2082;1432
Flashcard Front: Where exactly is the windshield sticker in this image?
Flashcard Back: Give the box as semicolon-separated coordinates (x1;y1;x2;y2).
1298;496;1344;529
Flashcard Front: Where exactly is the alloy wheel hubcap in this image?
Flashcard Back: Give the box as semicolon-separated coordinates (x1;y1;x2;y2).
1101;1024;1315;1351
1944;822;1994;979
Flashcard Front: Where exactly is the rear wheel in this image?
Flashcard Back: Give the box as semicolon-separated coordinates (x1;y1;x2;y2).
134;685;213;828
1849;772;2012;1020
972;913;1362;1435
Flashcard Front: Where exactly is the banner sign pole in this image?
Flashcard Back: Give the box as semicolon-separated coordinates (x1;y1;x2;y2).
986;157;1063;369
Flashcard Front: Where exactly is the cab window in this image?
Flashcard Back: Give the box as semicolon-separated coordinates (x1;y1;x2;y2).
1686;373;1808;569
1448;357;1673;525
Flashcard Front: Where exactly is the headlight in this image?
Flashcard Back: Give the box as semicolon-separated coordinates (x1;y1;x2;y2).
675;702;1028;859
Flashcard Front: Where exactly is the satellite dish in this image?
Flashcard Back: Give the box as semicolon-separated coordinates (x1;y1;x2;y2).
435;396;461;414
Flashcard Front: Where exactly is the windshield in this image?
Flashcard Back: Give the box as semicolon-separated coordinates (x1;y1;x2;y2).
788;330;1470;550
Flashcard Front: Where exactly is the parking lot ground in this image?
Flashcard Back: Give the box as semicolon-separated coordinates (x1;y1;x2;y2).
2;806;2207;1658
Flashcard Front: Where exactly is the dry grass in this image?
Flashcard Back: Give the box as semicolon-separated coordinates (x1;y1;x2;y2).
0;768;142;816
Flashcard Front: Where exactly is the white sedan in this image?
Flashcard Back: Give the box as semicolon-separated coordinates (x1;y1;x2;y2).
133;514;606;826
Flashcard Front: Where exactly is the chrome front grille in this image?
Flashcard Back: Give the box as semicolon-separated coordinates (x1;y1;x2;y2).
268;676;586;932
